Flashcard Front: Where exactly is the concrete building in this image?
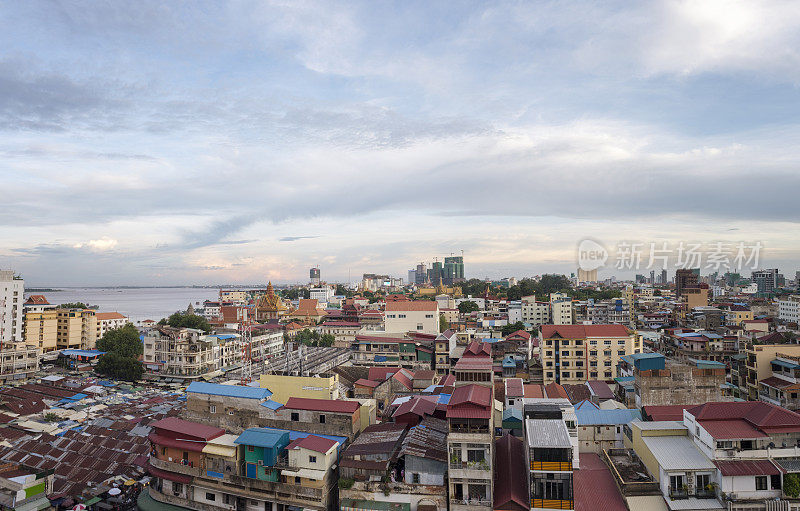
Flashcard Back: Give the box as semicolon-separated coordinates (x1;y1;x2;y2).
23;295;58;353
95;311;129;339
752;268;779;295
142;327;241;378
551;295;574;325
620;353;729;407
539;325;640;385
0;270;23;344
384;301;440;335
675;268;699;300
527;418;575;511
778;294;800;323
318;320;360;348
447;384;494;510
745;344;800;400
258;373;340;404
56;308;97;350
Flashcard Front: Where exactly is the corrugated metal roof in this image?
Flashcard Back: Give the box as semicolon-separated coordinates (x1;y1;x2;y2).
641;436;715;471
526;419;572;448
186;381;271;400
575;407;641;426
234;428;289;448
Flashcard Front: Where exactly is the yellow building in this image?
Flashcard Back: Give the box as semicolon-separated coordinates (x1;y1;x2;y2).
623;420;691;483
540;324;641;384
24;309;58;353
745;344;800;400
56;309;97;350
258;373;339;404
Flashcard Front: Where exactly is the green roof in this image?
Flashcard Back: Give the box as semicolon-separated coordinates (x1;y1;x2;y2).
340;499;411;511
137;490;192;511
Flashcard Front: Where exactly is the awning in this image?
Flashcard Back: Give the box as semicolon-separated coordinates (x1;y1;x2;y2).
149;433;206;453
202;444;237;458
280;468;326;481
147;464;192;484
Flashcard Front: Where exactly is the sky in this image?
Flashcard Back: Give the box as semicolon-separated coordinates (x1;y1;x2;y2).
2;0;800;286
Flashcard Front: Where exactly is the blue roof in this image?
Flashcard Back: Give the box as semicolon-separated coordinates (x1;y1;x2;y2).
422;384;442;393
773;359;800;370
482;338;502;343
186;381;272;400
209;334;238;340
502;408;523;421
62;349;105;357
628;352;664;360
436;394;451;405
575;407;641;426
688;358;726;368
235;428;289;448
260;400;284;410
97;380;116;387
244;426;346;449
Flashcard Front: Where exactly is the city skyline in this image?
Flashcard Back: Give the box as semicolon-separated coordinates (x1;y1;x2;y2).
3;1;800;285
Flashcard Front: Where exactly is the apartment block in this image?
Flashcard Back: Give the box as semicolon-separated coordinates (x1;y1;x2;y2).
0;271;23;344
56;308;97;350
384;301;440;335
539;325;640;385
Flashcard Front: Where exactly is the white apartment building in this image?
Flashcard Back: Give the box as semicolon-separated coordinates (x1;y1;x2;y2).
142;327;243;378
0;271;24;344
95;312;129;339
309;286;335;306
551;296;574;325
384;301;440;335
521;296;551;326
778;295;800;323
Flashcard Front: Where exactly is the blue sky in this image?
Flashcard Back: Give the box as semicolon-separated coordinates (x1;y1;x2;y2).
2;1;800;286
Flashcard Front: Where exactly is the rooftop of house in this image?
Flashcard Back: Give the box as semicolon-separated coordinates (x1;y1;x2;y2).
283;397;360;414
234;428;288;448
385;300;438;312
541;324;631;339
150;417;225;441
186;381;272;400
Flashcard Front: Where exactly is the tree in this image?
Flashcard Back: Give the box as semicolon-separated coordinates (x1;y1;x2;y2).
458;301;479;314
97;324;142;358
319;333;335;347
95;352;144;381
439;313;449;332
335;285;354;298
59;302;94;309
162;312;211;333
785;473;800;498
502;321;527;337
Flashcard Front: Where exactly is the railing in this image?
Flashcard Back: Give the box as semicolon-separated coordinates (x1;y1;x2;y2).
669;489;688;499
530;461;572;472
150;457;202;477
531;498;573;509
451;498;492;506
449;460;490;471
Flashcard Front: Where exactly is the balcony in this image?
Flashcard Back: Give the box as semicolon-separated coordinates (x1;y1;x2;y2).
530;461;572;472
531;498;573;509
449;460;490;471
149;457;202;477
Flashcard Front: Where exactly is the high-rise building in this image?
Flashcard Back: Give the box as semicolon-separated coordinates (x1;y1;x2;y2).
309;266;320;285
649;270;655;284
660;269;668;285
415;263;427;285
428;261;444;287
752;269;779;295
0;270;24;345
675;268;699;298
577;268;597;284
443;255;465;285
407;269;416;285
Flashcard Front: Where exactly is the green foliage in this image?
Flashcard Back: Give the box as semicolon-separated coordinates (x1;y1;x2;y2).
784;473;800;498
570;288;622;301
458;301;479;314
439;313;449;332
335;285;354;297
506;275;574;301
97;324;142;358
59;302;94;309
162;312;211;333
43;412;59;423
501;321;527;337
281;288;310;300
653;289;662;296
319;333;335;347
95;352;144;381
338;478;354;490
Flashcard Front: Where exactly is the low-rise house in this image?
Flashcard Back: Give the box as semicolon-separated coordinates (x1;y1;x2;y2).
527;418;574;511
574;401;641;453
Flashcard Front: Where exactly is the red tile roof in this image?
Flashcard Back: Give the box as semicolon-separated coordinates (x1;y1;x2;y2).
448;384;492;419
392;369;414;390
354;378;380;388
523;384;544;399
95;312;127;320
440;374;456;387
700;419;767;439
284;397;360;414
642;405;691;422
544;382;569;399
463;340;492;358
505;330;531;341
714;459;783;476
505;378;524;398
286;435;338;454
150;417;224;441
385;301;438;312
24;295;49;305
687;401;800;435
454;357;493;371
541;324;631;339
393;396;437;419
321;321;360;327
574;453;627;511
368;367;401;381
494;434;530;510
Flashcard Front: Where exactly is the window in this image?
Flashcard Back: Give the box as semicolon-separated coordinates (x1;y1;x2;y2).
508;399;515;405
295;476;301;484
575;371;584;379
590;372;598;378
590;361;597;367
562;371;570;378
248;446;255;452
209;405;216;413
291;412;299;421
417;324;424;330
398;314;406;318
756;476;768;490
309;456;317;463
467;449;485;463
589;340;597;345
604;340;611;345
604;360;611;366
205;493;216;502
173;483;183;493
412;473;420;484
604;371;612;378
161;447;167;455
617;350;625;355
425;314;433;318
547;372;553;378
562;361;570;367
696;474;710;491
669;475;683;491
576;351;583;356
604;350;611;356
319;415;326;424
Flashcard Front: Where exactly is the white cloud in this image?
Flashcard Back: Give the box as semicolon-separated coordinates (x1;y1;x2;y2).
73;237;118;251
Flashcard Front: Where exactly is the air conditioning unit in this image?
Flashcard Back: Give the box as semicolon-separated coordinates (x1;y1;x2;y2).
258;460;264;466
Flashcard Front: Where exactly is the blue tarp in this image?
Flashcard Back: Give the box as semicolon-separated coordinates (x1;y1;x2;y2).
186;381;271;400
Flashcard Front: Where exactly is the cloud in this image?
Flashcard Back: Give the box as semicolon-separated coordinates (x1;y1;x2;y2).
279;236;320;242
73;237;118;251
